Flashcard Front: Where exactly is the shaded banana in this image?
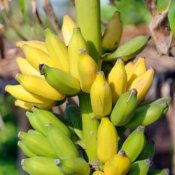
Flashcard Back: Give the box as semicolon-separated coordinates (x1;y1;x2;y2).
110;89;137;126
16;57;41;77
97;117;118;163
61;15;76;46
148;169;169;175
5;85;52;104
103;150;131;175
121;126;146;162
78;49;98;93
46;124;79;159
102;11;122;52
45;29;69;72
106;35;150;62
40;64;81;95
21;157;64;175
127;159;151;175
108;59;127;103
16;74;65;101
18;130;57;158
126;97;171;128
59;157;90;175
129;68;154;102
68;27;87;79
90;71;112;118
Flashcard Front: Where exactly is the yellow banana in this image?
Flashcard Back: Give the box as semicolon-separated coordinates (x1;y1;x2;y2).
16;57;41;77
61;15;76;46
93;171;106;175
129;68;154;102
15;100;54;111
78;49;98;93
16;74;65;101
5;85;52;104
103;150;131;175
22;45;57;71
90;71;112;118
127;57;146;88
16;40;48;53
68;27;87;79
45;29;69;72
125;61;134;81
97;117;118;163
108;59;127;103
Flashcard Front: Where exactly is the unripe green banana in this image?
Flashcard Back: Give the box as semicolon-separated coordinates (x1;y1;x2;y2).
121;126;146;162
46;124;79;159
110;89;138;126
102;11;122;52
68;27;87;80
27;108;71;137
18;141;36;157
16;74;65;101
59;157;90;175
127;159;151;175
108;59;127;104
78;49;98;93
45;28;69;72
148;169;169;175
97;117;118;163
18;130;57;158
106;35;149;62
22;157;64;175
90;71;112;118
138;140;155;160
126;97;171;129
103;150;131;175
40;64;81;95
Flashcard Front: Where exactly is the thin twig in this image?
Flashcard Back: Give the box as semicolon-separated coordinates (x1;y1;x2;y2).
0;24;5;58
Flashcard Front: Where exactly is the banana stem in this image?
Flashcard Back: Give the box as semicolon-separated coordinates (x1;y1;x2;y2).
75;0;101;65
79;93;99;165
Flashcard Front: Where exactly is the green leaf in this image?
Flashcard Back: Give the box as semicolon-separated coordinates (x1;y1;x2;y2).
18;0;27;15
168;0;175;37
156;0;171;13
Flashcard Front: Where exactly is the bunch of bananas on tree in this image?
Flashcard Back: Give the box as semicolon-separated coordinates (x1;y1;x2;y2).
5;10;171;175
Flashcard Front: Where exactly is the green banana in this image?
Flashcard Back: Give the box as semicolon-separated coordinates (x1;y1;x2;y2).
127;159;151;175
126;97;171;129
110;89;138;126
138;140;155;160
46;124;79;159
59;157;90;175
21;157;64;175
121;126;146;162
40;64;81;95
106;35;150;62
102;11;122;52
18;130;57;158
148;169;169;175
18;141;36;157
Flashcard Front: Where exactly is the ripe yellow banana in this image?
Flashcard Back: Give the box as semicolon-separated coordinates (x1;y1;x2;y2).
129;68;154;102
40;64;81;95
22;157;64;175
97;117;118;163
16;74;65;101
125;61;134;81
93;171;106;175
78;49;98;93
15;100;54;111
127;57;146;88
90;71;112;118
68;27;87;79
108;59;127;103
61;15;76;46
45;29;69;72
103;150;131;175
102;11;122;52
5;85;52;104
16;57;41;77
16;40;48;53
22;45;57;71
